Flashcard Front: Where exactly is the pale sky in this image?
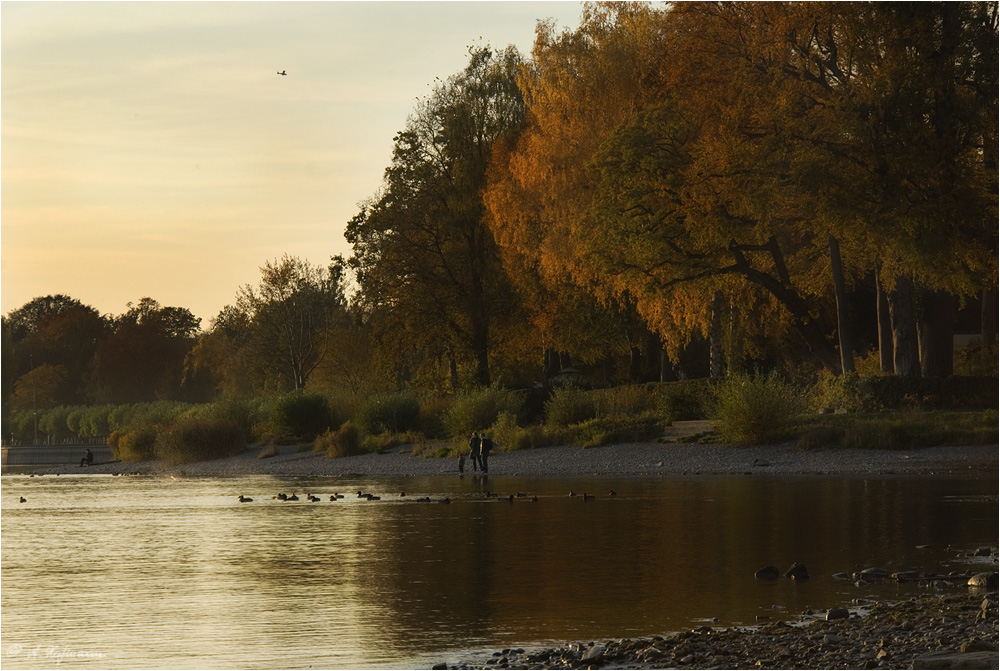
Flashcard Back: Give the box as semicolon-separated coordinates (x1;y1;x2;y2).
1;1;584;327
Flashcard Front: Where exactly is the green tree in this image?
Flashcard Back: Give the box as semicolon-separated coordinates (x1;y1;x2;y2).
347;45;526;388
234;255;349;391
87;298;201;403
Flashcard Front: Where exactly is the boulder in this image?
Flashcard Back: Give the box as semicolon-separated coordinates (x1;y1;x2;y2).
968;573;999;590
784;562;809;580
755;565;780;580
826;608;850;621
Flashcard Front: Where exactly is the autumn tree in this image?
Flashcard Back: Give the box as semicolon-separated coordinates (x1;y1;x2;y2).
347;45;526;388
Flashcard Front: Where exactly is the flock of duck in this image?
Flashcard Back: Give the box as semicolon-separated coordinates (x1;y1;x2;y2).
235;489;620;505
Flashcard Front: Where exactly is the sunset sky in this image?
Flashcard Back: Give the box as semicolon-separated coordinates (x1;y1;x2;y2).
1;1;584;326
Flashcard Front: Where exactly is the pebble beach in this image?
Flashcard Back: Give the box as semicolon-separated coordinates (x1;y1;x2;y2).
30;440;1000;478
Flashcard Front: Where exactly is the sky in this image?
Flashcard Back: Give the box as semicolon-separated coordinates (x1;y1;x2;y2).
1;1;584;327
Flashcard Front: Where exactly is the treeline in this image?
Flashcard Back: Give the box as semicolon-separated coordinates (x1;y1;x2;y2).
3;2;997;442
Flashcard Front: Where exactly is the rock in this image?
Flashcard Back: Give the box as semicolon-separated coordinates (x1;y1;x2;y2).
893;570;921;582
974;546;992;557
755;565;780;580
854;567;891;581
581;644;604;664
784;562;810;580
432;664;448;670
968;573;999;590
911;651;1000;669
826;607;850;620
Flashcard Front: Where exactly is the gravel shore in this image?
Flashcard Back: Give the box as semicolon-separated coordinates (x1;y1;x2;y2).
34;440;999;478
454;591;998;670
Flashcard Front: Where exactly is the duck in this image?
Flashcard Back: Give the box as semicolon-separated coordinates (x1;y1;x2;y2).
531;496;539;502
274;493;287;500
286;493;299;501
366;495;381;501
438;497;451;504
416;497;432;503
515;492;527;498
329;495;338;502
19;497;26;503
583;493;596;501
568;491;577;497
238;495;253;503
608;490;617;497
498;495;514;503
399;492;406;497
307;494;320;502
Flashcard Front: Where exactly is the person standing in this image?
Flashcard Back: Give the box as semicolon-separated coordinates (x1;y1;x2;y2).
479;433;493;474
468;432;482;472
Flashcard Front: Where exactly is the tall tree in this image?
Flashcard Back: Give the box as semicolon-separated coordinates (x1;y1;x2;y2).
87;298;200;403
347;45;525;388
235;255;349;391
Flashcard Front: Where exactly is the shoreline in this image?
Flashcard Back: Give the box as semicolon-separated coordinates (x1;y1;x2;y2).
451;591;998;670
5;441;997;478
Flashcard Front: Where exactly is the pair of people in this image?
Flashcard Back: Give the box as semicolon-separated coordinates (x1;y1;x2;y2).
464;431;493;474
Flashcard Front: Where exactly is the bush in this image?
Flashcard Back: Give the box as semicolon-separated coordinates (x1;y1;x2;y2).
109;425;158;461
355;392;421;435
714;371;803;445
270;392;333;442
545;387;596;427
443;386;523;438
656;380;715;423
315;421;361;458
153;417;246;465
591;385;656;418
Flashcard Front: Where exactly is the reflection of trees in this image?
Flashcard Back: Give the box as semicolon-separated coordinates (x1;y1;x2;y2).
193;477;996;658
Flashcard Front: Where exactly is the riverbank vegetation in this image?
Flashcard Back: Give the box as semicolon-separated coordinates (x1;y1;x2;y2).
3;4;997;463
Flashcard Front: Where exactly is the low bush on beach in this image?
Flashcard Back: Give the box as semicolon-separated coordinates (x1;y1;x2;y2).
794;409;999;451
268;392;334;442
714;371;804;445
355;391;421;435
315;421;361;458
443;386;523;437
545;386;597;427
109;425;158;461
153;417;246;465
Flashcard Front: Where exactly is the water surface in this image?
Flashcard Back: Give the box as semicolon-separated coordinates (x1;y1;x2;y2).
2;473;995;669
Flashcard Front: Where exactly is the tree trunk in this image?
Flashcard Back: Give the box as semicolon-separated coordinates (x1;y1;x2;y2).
447;346;459;392
828;236;855;374
728;299;743;374
710;291;725;378
887;275;920;376
876;271;894;373
543;348;558;381
982;286;998;365
917;289;955;378
629;347;642;383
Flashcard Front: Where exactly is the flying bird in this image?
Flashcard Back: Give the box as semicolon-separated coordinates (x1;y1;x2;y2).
277;70;287;76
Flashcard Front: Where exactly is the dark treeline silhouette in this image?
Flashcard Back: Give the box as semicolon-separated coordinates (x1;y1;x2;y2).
3;3;997;440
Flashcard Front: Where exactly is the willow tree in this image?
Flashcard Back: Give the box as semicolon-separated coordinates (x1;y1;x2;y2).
347;46;525;388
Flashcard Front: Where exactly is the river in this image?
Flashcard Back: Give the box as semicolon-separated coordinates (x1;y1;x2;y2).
1;472;996;669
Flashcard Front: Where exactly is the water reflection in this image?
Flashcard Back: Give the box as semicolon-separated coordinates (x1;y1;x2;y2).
1;473;995;669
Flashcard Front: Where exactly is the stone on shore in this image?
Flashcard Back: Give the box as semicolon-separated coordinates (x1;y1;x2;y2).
967;573;998;590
